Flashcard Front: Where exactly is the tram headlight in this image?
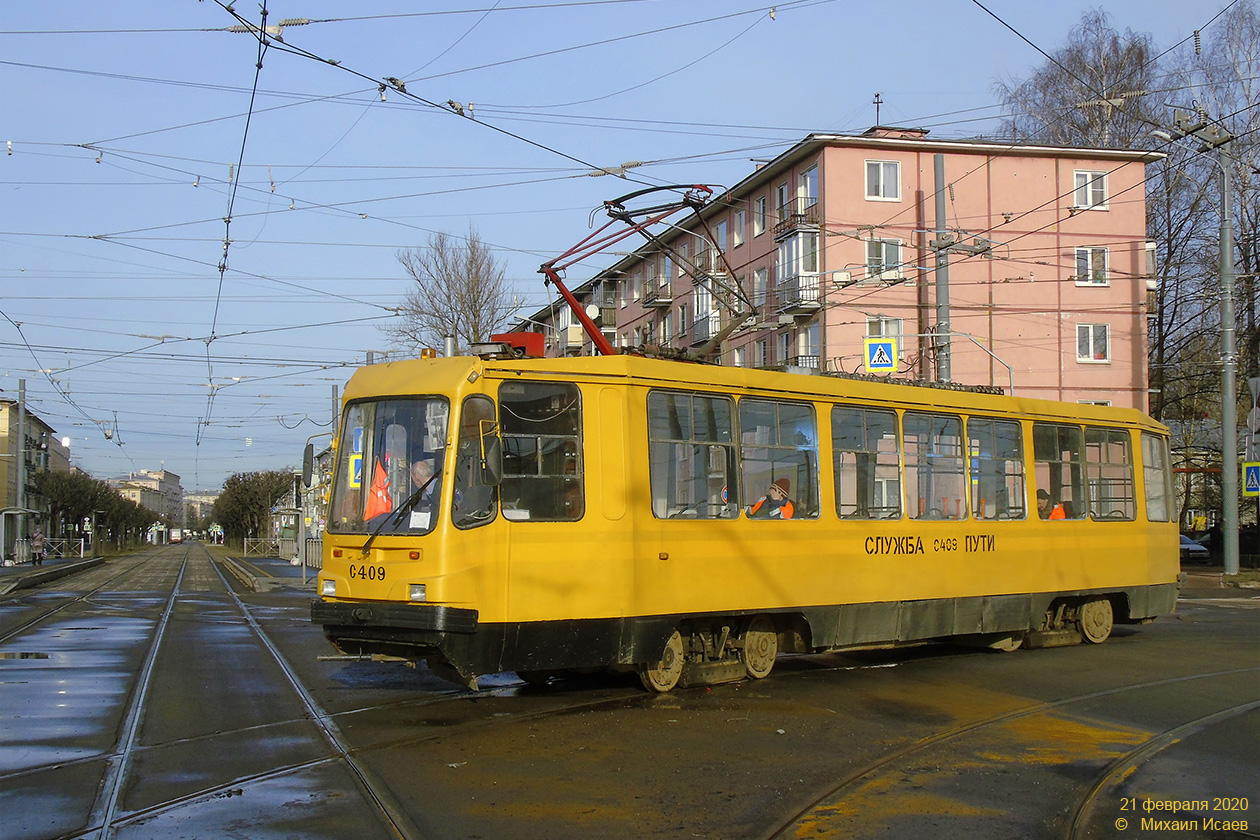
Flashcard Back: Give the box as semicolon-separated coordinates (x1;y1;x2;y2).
410;583;427;602
321;579;336;597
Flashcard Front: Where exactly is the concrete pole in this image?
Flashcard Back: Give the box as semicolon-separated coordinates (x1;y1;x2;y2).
16;379;26;544
1219;144;1239;576
933;154;951;382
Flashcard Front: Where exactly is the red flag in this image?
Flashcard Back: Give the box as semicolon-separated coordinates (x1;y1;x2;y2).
364;460;392;519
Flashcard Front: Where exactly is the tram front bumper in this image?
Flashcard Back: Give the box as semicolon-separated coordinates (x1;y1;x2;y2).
311;599;479;635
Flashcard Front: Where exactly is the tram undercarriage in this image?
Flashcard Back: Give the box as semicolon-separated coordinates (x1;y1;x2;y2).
312;582;1177;692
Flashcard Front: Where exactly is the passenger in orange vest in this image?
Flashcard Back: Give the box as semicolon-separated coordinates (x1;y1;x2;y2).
1037;489;1066;520
749;477;795;519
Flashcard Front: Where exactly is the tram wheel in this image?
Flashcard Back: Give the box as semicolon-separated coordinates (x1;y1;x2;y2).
638;629;685;692
743;616;778;679
1078;599;1114;644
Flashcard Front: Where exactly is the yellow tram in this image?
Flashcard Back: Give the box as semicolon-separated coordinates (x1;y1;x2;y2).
311;352;1178;692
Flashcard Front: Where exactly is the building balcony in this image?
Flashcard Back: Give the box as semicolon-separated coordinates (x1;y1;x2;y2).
786;354;820;369
773;198;819;240
776;273;822;314
690;311;720;345
643;283;672;308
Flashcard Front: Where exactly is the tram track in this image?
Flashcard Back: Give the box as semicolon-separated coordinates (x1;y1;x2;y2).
0;552;161;646
764;665;1260;839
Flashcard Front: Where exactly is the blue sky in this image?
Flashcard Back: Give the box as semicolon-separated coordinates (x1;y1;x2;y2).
0;1;1219;493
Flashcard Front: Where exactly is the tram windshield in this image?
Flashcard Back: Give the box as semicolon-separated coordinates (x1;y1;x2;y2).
329;397;450;535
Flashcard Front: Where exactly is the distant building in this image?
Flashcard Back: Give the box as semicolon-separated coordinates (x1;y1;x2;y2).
184;492;219;525
517;129;1160;409
110;469;184;525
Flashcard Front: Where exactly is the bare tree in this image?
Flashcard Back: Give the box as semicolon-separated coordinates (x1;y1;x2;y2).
384;227;516;354
994;10;1161;148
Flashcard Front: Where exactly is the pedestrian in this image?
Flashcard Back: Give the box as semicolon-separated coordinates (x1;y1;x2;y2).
30;530;46;566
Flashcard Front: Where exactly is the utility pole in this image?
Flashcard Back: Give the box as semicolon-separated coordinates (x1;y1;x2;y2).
1155;111;1239;575
932;154;952;382
16;380;26;547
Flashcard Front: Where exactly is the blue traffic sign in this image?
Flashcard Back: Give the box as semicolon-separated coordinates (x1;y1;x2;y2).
864;338;898;373
1244;462;1260;498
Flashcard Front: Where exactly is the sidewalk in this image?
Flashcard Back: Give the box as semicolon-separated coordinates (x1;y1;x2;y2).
0;555;106;595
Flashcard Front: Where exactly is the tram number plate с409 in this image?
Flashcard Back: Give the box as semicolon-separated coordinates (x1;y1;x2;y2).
349;564;386;581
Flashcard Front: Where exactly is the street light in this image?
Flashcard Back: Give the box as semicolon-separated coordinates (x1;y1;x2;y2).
1154;111;1240;575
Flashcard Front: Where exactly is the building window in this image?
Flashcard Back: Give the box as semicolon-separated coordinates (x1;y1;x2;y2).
1077;323;1110;362
733;209;745;247
1073;170;1107;209
733;345;746;367
778;331;792;364
1075;246;1109;285
800;165;818;207
753;196;766;237
775;183;790;222
797;321;820;368
753;267;769;309
754;339;768;367
865;160;900;201
867;315;904;359
714;219;728;254
659;312;672;345
866;238;902;280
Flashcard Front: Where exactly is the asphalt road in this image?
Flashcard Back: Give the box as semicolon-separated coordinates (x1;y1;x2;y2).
0;544;1256;840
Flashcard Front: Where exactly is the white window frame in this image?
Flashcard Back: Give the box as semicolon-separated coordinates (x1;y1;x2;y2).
866;237;903;281
778;331;793;364
753;196;766;237
1073;170;1108;209
800;165;818;206
1075;246;1109;286
865;160;900;201
733;209;745;247
753;267;769;309
1076;323;1111;363
867;315;904;360
733;345;746;367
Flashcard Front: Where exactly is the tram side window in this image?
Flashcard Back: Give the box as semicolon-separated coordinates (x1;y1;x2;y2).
452;396;498;528
904;413;967;520
1032;423;1087;519
498;381;582;521
1141;432;1173;522
740;399;819;519
647;391;738;519
1085;427;1135;520
967;418;1026;520
832;405;900;519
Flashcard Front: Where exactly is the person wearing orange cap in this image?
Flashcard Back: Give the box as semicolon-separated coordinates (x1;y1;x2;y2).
749;477;795;519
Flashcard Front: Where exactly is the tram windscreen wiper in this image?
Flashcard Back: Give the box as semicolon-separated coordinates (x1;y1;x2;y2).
359;470;441;555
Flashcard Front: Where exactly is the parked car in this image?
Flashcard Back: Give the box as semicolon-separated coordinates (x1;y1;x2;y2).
1180;534;1210;564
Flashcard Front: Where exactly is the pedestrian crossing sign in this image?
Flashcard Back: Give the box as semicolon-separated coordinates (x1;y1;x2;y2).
864;338;898;373
1245;462;1260;498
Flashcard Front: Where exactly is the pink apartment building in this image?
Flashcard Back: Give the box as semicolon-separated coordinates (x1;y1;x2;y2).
523;129;1160;410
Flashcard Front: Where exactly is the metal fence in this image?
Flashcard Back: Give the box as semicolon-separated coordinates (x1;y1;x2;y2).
303;537;323;571
243;538;280;557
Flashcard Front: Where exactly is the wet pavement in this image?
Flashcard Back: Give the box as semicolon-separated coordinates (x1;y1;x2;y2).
1;550;1256;840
